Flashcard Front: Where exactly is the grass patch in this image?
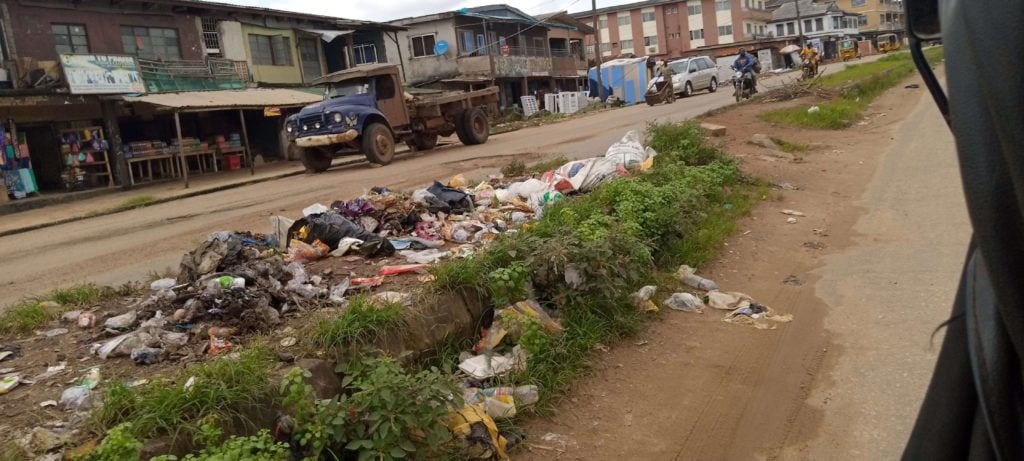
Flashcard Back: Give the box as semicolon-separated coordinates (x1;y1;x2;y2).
310;295;404;350
0;282;141;335
770;137;810;154
763;47;944;129
51;283;105;305
90;346;277;443
527;155;570;175
119;195;156;209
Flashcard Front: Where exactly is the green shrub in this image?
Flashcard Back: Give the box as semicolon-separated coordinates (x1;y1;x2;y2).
311;295;404;349
151;431;289;461
76;423;143;461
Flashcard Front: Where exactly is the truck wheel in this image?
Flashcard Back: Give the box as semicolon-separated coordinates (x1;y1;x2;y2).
362;123;395;165
299;146;333;173
407;133;439;151
456;107;489;146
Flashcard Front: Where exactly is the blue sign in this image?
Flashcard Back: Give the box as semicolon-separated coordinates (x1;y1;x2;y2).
434;40;449;55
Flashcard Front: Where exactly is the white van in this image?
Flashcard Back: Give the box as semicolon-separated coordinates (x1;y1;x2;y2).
666;56;720;97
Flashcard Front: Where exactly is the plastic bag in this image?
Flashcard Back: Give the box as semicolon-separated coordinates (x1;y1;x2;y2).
380;264;427;275
507;178;550;198
329;278;350;304
60;386;91;410
449;173;469;188
150;278;176;291
400;249;451;264
664;292;705;313
605;130;648;167
549;157;620;193
706;291;753;310
302;203;329;216
631;286;659;312
269;216;296;249
676;265;719;291
286;239;329;263
290;212;394;257
104;311;137;330
426;181;474;213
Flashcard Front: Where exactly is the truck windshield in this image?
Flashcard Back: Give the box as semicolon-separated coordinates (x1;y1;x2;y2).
325;79;370;99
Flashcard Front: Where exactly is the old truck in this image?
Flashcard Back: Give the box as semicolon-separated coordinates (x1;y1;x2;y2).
285;63;499;172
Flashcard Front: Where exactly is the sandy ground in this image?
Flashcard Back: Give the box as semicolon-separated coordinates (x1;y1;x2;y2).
516;68;968;460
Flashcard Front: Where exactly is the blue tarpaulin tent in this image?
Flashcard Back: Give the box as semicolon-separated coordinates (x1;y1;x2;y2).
588;57;649;105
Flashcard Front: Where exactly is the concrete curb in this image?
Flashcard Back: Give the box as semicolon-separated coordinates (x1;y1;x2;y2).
0;157;366;238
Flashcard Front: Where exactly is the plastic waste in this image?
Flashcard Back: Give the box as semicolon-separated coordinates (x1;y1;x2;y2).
269;216;296;249
350;276;384;288
104;311;137;330
0;375;19;394
329;278;350;304
59;386;91;409
61;310;82;323
80;368;101;389
780;209;806;217
664;292;705;313
484;395;517;419
44;328;69;337
507;178;550;198
412;188;447;211
706;291;753;310
605;130;648;167
230;277;246;289
426;181;474;213
444;405;510;461
131;347;163;365
150;278;177;291
514;385;540;406
286;239;330;263
373;291;413;306
787;217;798;224
208;327;235;355
808;105;821;114
501;300;563;333
449;173;469;188
676;265;719;291
74;311;93;328
458;346;527;379
302;203;329;216
400;249;451;264
290;212;394;257
631;286;659;313
548;157;620;193
329;237;365;257
32;363;67;381
380;264;427;275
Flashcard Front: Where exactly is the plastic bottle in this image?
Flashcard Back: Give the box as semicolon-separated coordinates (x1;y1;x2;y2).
676;265;719;291
513;385;540;406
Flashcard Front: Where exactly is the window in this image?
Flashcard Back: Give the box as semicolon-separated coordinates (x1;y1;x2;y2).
620;39;633;49
833;17;841;29
200;17;221;53
248;34;292;66
354;43;377;65
374;75;395;100
787;22;795;35
298;38;322;81
880;14;886;23
852;0;866;5
698;58;712;70
803;19;812;32
586;44;595;54
666;5;678;14
617;15;631;26
644;36;657;46
52;23;89;54
716;0;731;11
642;12;656;22
121;26;180;60
718;25;733;36
599;19;609;28
688;61;697;73
746;23;752;34
599;43;612;52
410;34;436;58
815;18;824;31
668;32;681;39
759;1;765;9
776;24;785;36
690;29;704;40
459;30;483;55
858;15;868;25
688;3;702;15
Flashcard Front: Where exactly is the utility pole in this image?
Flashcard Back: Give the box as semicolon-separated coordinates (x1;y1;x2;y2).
591;0;605;101
794;0;805;47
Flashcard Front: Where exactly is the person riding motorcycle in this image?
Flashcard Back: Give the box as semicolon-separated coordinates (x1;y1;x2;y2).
800;44;819;76
732;48;758;93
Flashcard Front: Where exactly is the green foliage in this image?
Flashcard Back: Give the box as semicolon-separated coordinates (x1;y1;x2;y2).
281;355;459;460
311;295;404;350
50;283;105;305
0;301;51;335
526;155;570;175
500;159;527;177
0;282;146;335
119;195;157;209
91;347;276;442
77;423;142;461
152;431;289;461
487;262;531;307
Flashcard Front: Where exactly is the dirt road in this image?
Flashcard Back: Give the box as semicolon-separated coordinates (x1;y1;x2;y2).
518;71;967;460
0;57;884;307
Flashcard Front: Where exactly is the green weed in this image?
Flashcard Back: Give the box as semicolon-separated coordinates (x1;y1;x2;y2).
90;346;277;443
119;195;157;209
311;295;404;350
770;137;810;154
0;301;51;334
76;423;143;461
151;431;288;461
527;155;570;174
0;282;135;335
500;159;527;177
51;283;105;305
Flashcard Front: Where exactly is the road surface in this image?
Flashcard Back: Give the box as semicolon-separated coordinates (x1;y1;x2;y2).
0;57;881;307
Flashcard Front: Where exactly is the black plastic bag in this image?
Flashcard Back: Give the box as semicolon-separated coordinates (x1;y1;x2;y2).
426;181;474;213
287;212;395;257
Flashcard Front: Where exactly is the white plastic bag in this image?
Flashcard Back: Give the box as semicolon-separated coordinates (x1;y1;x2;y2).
605;130;648;167
664;293;705;313
302;203;329;217
269;216;296;249
507;178;551;198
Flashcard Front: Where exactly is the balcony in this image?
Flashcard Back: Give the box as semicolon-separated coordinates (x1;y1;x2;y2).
138;58;249;93
456;46;558;79
551;48;587;76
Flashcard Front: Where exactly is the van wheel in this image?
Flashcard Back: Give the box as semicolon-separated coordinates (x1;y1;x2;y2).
456;107;490;145
709;78;718;93
683;82;693;97
362;123;395;165
299;146;333;173
407;133;439;151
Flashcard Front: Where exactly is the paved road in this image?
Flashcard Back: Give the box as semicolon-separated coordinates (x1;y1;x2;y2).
0;58;880;307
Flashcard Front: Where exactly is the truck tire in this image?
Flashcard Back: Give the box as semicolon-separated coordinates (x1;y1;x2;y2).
407;133;439;151
456;107;489;146
362;123;396;165
299;146;333;173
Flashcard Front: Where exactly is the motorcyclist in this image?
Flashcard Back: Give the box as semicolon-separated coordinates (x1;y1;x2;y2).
732;48;757;93
800;44;819;76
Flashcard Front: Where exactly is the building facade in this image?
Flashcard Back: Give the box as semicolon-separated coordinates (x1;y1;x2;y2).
573;0;773;61
769;0;861;58
833;0;904;37
386;5;589;108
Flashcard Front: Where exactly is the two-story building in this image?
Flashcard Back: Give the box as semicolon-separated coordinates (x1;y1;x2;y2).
0;0;398;195
386;5;589;109
769;0;862;59
572;0;774;61
833;0;904;42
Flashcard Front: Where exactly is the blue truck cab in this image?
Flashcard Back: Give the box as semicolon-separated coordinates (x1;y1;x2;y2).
285;63;499;172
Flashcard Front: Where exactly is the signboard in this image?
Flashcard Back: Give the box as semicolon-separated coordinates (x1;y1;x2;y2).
263;107;282;117
757;49;773;72
59;54;145;95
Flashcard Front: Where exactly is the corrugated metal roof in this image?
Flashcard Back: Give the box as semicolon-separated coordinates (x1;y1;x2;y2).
122;88;321;111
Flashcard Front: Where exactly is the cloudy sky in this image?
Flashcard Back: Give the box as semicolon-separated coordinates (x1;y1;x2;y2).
218;0;637;22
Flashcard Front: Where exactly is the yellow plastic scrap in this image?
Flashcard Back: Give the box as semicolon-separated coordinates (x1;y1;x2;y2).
444;404;510;460
449;173;469;188
639;155;655;171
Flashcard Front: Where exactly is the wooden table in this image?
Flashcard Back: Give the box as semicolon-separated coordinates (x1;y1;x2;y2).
180;149;218;174
127;153;175;185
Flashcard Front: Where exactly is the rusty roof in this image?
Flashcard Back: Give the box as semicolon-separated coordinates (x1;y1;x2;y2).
122;88;321;111
310;64;399;85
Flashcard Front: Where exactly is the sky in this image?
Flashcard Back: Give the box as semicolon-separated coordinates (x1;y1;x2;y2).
217;0;638;22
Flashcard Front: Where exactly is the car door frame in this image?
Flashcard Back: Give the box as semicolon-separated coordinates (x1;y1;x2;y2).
696;57;712;89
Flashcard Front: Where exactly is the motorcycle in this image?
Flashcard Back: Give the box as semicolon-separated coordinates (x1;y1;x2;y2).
731;70;755;102
802;58;818;80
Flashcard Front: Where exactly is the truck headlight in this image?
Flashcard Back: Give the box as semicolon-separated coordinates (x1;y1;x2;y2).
315;122;321;129
333;113;343;123
286;124;293;133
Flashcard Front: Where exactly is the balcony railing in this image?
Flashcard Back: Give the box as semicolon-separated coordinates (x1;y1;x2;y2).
137;58;248;93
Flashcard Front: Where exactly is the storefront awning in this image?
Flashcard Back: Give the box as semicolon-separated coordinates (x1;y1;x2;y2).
121;88;322;112
299;28;355;42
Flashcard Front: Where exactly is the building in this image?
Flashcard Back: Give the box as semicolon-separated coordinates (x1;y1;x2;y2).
769;0;862;58
0;0;399;196
833;0;904;39
386;5;589;109
572;0;773;61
